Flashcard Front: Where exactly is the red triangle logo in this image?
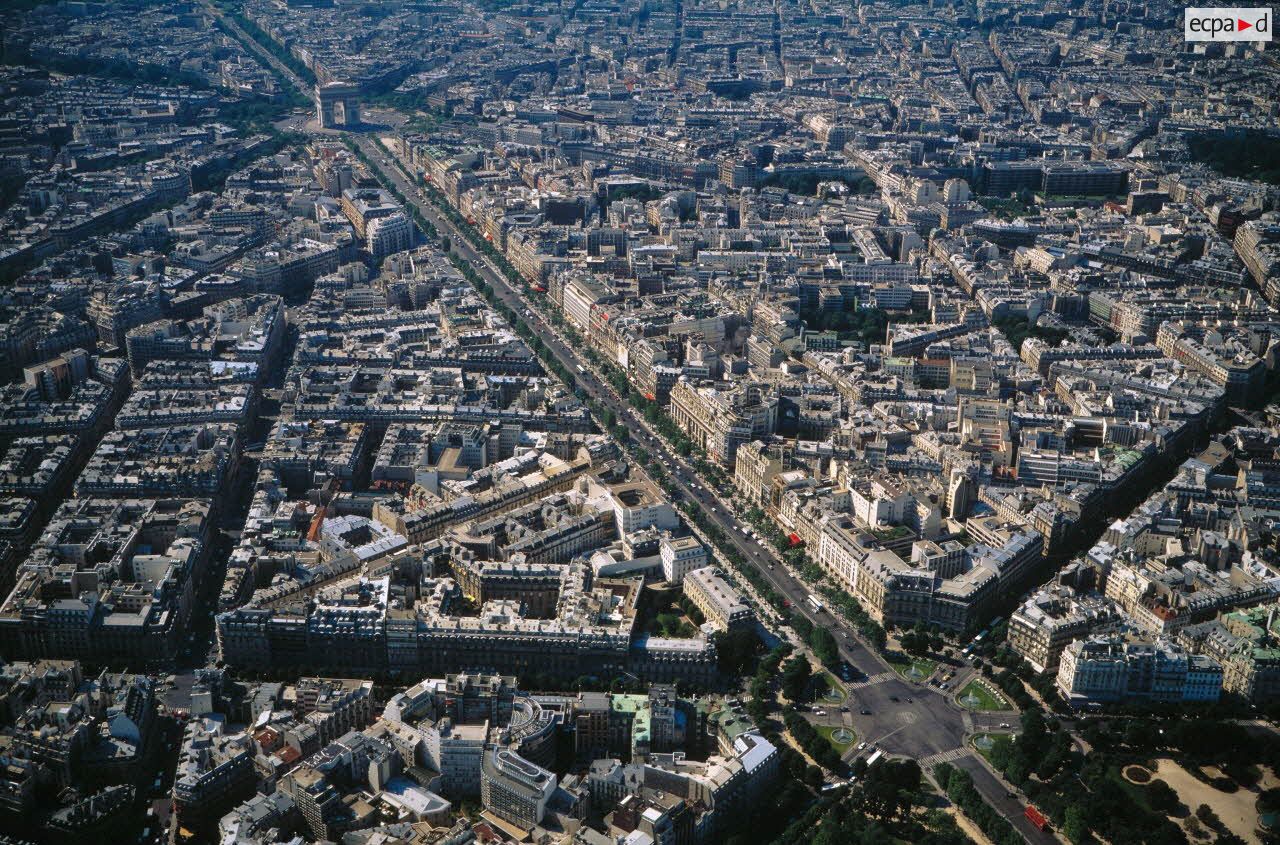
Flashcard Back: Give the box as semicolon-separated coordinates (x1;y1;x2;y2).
1239;18;1253;30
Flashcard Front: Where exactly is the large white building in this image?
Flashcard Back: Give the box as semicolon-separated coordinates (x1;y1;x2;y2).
1056;635;1222;707
660;535;708;584
605;481;680;535
367;213;414;263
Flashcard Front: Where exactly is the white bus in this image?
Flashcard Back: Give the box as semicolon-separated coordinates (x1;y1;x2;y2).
807;594;824;613
865;749;884;767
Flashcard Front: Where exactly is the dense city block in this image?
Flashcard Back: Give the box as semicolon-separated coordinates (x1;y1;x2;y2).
0;0;1279;844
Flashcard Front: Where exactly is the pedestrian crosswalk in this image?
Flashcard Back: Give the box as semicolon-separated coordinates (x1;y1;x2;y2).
845;671;896;690
919;747;972;768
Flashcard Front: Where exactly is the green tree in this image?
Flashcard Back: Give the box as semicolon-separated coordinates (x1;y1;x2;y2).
811;626;839;666
1004;755;1029;786
655;612;680;635
902;631;928;656
780;656;812;702
1146;779;1182;816
857;759;920;822
1195;804;1220;830
1063;804;1089;845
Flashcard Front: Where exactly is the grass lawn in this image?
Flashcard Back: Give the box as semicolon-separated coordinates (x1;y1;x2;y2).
817;724;857;753
1106;764;1157;813
957;680;1010;711
892;656;938;679
971;733;1012;766
818;672;847;704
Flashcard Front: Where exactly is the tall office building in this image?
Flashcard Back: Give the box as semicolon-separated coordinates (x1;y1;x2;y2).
480;749;556;829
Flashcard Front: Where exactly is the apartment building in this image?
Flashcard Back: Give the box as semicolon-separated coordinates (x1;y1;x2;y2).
1056;635;1222;707
683;567;753;631
669;380;778;467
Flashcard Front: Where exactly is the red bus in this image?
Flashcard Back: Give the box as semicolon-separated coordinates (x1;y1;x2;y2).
1025;805;1049;831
